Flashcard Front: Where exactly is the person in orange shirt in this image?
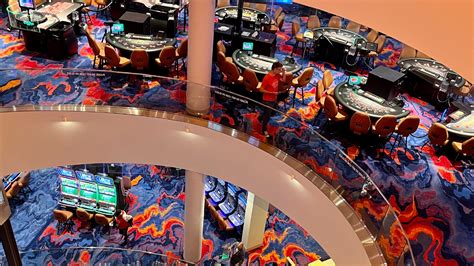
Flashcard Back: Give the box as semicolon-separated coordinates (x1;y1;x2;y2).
260;62;285;137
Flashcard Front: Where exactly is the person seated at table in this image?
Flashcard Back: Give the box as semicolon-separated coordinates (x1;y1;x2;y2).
260;61;286;137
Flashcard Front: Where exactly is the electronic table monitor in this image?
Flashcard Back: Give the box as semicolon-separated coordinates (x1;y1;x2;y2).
242;42;254;51
111;23;125;35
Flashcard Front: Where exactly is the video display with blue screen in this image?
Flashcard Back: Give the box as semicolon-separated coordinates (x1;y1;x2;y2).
19;0;35;9
95;175;114;186
58;168;76;178
111;23;124;34
242;42;254;51
76;171;95;182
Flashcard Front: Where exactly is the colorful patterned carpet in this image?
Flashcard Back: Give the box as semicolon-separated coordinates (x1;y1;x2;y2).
0;3;473;265
0;165;327;265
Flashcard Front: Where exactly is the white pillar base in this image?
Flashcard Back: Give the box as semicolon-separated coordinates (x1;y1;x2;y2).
241;192;269;250
184;170;205;262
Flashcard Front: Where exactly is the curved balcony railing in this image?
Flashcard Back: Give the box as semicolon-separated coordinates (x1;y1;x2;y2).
0;247;195;265
0;68;415;265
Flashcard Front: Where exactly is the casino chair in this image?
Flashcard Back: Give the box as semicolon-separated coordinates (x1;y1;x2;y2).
5;181;20;199
291;67;314;107
104;45;131;70
76;208;94;229
452;137;474;161
346;21;361;33
367;34;386;65
273;6;283;22
328;16;342;28
290;20;308;57
366;29;379;43
18;174;31;193
53;209;74;232
216;0;230;8
216;40;227;56
452;83;474;103
372;115;398;139
420;122;449;152
216;51;232;73
416;50;431;59
322;70;334;94
399;45;417;60
278;72;294;110
130;49;149;71
243;2;252;8
268;13;285;34
155;46;177;75
390;116;420;154
94;214;114;235
96;0;110;19
175;38;188;72
85;29;106;69
255;3;267;12
307;15;321;30
323;95;348;124
350;112;372;135
242;68;262;95
222;61;243;86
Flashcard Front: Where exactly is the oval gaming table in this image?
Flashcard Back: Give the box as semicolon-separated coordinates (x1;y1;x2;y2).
232;49;302;76
445;107;474;138
106;32;176;58
215;6;271;27
334;82;410;119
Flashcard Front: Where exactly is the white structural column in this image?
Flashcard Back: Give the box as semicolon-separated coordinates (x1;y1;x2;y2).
185;0;216;115
241;192;269;250
184;170;206;262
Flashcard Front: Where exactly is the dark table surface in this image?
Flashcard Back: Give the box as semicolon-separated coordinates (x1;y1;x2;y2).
334;82;410;119
398;58;465;89
215;6;271;25
106;33;176;54
232;49;301;75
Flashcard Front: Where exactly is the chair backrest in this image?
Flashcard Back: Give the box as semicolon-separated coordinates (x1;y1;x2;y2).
400;45;417;59
396;116;420;136
104;45;121;67
278;72;293;93
307;15;320;29
19;174;30;187
428;122;448;146
323;95;338;119
176;38;188;58
158;46;177;67
255;3;266;12
295;67;314;87
83;0;92;6
242;68;260;92
94;214;110;225
276;13;285;30
76;208;92;221
130;49;149;70
85;30;101;56
416;50;430;59
373;115;397;137
216;40;226;54
461;137;474;156
216;51;227;70
328;16;342;28
216;0;230;8
322;70;333;89
292;20;300;36
122;176;132;190
350;112;372;135
274;6;283;20
7;181;20;197
374;34;386;53
366;29;378;43
243;2;251;8
346;21;360;33
316;80;324;101
223;61;241;83
53;209;70;223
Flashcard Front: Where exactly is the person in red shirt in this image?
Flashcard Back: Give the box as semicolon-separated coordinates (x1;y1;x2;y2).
114;209;133;245
260;61;286;137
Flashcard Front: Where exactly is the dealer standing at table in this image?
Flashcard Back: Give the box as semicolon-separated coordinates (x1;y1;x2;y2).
260;61;285;137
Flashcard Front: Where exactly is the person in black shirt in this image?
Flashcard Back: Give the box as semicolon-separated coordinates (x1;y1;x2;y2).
230;242;246;265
